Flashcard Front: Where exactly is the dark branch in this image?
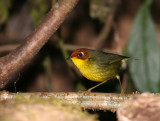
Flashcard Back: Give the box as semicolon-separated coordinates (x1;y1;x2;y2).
0;0;79;89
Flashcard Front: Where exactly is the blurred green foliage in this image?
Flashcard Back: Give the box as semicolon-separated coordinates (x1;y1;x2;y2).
28;0;50;27
59;39;73;67
0;0;11;25
43;56;53;91
90;0;110;23
128;0;160;92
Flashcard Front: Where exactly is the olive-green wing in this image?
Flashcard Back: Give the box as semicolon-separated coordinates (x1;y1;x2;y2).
89;50;129;67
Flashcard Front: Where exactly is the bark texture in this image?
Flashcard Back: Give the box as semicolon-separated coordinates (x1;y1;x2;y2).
0;0;79;89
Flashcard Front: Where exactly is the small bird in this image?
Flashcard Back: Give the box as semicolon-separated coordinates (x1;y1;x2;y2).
68;48;129;93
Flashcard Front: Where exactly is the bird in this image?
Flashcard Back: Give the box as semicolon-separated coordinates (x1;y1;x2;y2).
68;48;129;93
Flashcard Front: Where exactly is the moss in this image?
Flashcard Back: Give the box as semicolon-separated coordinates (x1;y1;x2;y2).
0;93;96;120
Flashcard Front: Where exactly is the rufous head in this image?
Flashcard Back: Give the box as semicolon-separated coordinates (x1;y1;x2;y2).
70;48;90;60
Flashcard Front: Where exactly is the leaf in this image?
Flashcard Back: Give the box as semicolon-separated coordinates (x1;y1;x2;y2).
127;1;160;92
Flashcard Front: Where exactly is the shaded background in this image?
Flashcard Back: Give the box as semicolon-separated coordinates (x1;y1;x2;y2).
0;0;160;120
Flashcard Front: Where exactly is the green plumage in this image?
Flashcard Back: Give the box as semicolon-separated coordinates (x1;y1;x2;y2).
83;49;129;82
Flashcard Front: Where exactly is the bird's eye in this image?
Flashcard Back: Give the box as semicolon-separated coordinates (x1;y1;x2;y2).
78;52;84;58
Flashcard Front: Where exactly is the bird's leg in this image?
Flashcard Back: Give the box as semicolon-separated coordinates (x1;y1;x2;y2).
87;81;107;92
116;75;124;96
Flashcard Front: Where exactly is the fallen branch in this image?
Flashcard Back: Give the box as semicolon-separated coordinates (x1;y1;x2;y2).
0;91;138;111
0;0;79;89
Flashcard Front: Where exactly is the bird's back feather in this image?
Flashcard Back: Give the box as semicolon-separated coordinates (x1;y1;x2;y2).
89;49;129;67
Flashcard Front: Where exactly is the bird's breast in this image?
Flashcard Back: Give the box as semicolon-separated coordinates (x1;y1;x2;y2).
71;57;119;82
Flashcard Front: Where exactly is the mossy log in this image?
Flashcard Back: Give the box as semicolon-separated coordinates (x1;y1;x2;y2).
0;92;97;121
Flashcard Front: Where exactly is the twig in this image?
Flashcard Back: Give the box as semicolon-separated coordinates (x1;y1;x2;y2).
0;44;19;54
0;0;79;89
0;91;138;111
93;0;120;50
0;43;119;54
